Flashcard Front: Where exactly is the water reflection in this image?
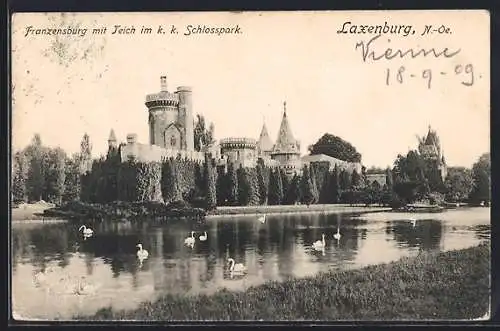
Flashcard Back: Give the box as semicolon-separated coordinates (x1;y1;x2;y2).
11;207;490;320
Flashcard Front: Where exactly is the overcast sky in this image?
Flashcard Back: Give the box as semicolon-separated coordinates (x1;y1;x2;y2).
12;11;489;168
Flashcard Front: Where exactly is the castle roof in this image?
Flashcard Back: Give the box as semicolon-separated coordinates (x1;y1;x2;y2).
257;122;274;152
424;126;439;146
108;129;117;142
272;102;300;155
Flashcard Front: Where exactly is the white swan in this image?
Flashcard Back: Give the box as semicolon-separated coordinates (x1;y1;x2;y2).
227;258;247;273
257;215;266;224
409;218;417;227
312;233;326;251
73;276;97;296
79;225;94;237
199;231;208;242
136;244;149;259
184;231;195;248
333;227;341;240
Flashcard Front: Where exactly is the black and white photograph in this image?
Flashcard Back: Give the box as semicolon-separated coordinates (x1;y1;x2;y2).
10;10;490;321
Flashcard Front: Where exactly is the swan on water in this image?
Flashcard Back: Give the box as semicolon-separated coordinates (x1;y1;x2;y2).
73;276;97;296
79;225;94;237
227;258;247;273
409;218;417;227
184;231;195;248
312;233;326;251
136;244;149;259
257;215;266;224
333;227;341;240
199;231;208;242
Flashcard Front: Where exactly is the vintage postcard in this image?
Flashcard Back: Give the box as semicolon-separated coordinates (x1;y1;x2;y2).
10;10;490;321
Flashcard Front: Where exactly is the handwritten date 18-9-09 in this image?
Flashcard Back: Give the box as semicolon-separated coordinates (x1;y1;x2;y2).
386;64;478;89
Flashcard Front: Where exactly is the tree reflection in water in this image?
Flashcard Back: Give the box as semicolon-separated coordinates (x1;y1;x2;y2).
11;208;489;320
386;219;443;251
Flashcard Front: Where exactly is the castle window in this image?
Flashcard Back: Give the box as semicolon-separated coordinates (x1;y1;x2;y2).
237;151;240;160
170;135;177;147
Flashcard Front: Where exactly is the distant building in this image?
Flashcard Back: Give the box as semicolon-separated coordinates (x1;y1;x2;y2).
417;125;448;180
267;102;303;176
219;138;258;169
301;154;362;174
365;173;388;188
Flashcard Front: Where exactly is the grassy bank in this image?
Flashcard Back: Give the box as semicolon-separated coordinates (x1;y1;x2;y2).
11;202;55;221
79;243;490;321
208;204;392;218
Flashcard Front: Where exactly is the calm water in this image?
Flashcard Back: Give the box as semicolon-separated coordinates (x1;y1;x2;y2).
11;207;490;320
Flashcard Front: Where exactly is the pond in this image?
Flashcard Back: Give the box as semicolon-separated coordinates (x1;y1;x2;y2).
11;207;490;320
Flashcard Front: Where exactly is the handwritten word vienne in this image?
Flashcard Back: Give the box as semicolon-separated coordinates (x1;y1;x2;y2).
355;35;461;62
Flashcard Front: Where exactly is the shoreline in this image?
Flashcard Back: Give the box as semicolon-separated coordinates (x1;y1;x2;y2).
207;204;392;219
75;243;490;321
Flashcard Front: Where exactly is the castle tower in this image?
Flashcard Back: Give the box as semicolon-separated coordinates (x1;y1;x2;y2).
177;86;194;152
270;101;302;176
257;119;273;159
417;125;447;180
145;75;181;149
108;129;117;149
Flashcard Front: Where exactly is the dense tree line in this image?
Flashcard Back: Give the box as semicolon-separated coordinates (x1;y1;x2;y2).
12;133;491;209
11;134;92;205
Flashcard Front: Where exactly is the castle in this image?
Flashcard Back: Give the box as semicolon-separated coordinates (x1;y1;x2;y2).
417;125;448;180
108;75;363;177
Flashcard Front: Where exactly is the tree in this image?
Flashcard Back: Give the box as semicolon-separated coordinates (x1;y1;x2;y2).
385;167;394;191
12;151;29;203
308;133;362;163
268;168;284;205
330;166;341;203
194;115;215;151
351;169;362;188
237;166;251;206
226;162;239;205
339;169;351;191
79;133;93;174
300;165;318;205
161;158;182;203
469;153;491;203
444;167;474;202
256;160;268;205
25;134;47;202
285;174;301;205
203;155;217;210
44;147;67;204
62;154;82;202
392;150;429;201
216;165;228;206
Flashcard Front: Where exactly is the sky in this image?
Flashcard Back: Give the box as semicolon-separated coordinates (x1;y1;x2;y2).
11;11;490;168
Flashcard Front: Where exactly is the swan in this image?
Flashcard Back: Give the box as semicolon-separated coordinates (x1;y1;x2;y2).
73;276;97;296
257;215;266;224
136;244;149;259
199;231;208;242
312;233;326;251
409;218;417;227
184;231;195;247
333;227;341;240
227;258;247;273
79;225;94;237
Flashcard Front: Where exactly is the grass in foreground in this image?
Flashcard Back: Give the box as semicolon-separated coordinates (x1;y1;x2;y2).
78;243;490;321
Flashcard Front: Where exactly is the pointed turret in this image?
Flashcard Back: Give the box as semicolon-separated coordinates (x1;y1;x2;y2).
272;101;300;155
108;129;117;148
257;121;274;157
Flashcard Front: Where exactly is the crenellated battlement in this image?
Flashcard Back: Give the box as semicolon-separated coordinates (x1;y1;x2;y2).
219;137;257;150
145;91;180;108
